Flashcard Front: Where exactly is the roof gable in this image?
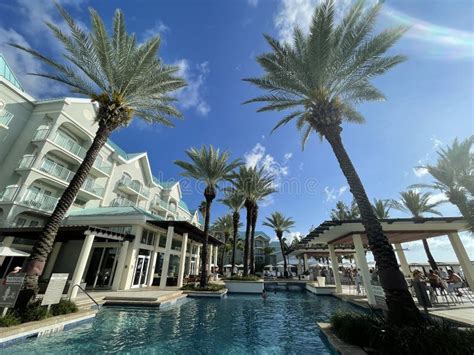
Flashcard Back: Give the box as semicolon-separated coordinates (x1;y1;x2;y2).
0;54;24;92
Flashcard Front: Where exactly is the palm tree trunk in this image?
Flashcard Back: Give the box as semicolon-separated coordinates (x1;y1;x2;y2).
250;204;258;274
323;126;421;325
231;211;239;275
243;200;252;276
220;233;228;272
422;239;438;270
277;232;288;278
200;187;215;287
22;122;112;296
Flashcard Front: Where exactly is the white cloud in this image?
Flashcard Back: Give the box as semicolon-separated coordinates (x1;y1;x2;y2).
244;143;266;168
428;192;447;205
283;152;293;163
142;21;170;43
324;185;347;202
247;0;259;7
173;60;211;116
413;166;428;178
413;135;445;178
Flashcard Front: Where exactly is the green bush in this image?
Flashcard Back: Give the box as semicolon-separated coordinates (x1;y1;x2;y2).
181;283;225;291
0;312;21;327
331;311;474;355
17;301;49;323
224;275;261;281
50;299;78;316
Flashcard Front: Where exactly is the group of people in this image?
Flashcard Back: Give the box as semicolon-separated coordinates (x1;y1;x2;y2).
412;268;465;298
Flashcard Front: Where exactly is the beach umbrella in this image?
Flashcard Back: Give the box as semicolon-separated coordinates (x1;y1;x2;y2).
0;246;30;257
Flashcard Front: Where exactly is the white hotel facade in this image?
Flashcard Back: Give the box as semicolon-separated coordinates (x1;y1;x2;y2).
0;55;221;298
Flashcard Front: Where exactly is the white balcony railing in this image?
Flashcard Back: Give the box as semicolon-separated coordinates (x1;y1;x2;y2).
53;131;88;159
93;160;113;175
17;155;36;169
82;177;105;197
0;186;19;202
32;127;50;141
0;110;14;127
39;158;75;183
21;189;59;212
110;197;136;207
118;177;150;197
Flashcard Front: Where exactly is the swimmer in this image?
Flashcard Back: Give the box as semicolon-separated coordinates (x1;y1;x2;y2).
262;289;268;300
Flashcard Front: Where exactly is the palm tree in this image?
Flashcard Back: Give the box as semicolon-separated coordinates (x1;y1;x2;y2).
232;166;275;276
11;5;185;294
198;201;207;221
263;212;295;278
212;214;233;271
175;146;240;287
330;200;360;220
372;199;392;219
220;189;245;275
392;190;443;270
413;137;473;231
244;0;420;324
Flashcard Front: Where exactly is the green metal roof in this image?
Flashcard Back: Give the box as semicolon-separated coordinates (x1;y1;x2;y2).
0;54;24;92
238;231;271;240
178;200;190;213
106;139;129;159
68;206;163;220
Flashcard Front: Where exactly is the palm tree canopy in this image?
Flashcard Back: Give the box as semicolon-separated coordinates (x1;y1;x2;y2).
232;166;276;204
175;145;241;190
212;214;234;237
220;188;246;212
372;198;392;219
263;211;295;234
10;4;186;128
243;0;407;148
330;200;360;220
392;190;444;218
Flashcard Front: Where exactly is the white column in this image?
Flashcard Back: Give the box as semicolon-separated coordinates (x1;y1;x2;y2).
42;242;62;279
159;226;174;289
353;234;376;305
69;234;95;299
213;244;218;268
448;232;474;289
208;245;213;273
112;241;129;291
393;243;410;277
177;233;189;288
328;244;342;293
297;256;302;275
0;236;14;266
195;245;201;275
303;253;308;271
122;226;142;290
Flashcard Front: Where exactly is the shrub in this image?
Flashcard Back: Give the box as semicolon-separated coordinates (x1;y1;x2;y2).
0;312;21;327
50;300;78;316
17;301;49;323
224;275;261;281
181;283;225;291
331;311;474;355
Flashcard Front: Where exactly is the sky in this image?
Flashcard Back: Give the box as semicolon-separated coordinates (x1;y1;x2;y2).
0;0;472;263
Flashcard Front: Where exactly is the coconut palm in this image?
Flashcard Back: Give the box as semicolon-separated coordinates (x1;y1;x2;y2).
11;5;185;294
392;190;443;270
244;0;419;323
413;137;474;231
372;199;392;219
175;146;241;287
198;201;207;221
220;189;245;274
330;200;360;220
212;214;233;271
263;212;295;278
232;166;275;276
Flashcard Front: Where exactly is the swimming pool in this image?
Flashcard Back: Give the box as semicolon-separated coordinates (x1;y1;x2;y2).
6;291;356;354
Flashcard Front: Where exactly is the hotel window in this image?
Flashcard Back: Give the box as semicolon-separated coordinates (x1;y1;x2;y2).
15;218;27;227
158;234;167;248
29;220;39;227
171;238;182;252
141;229;156;246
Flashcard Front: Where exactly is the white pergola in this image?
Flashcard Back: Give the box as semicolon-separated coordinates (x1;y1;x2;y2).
294;217;471;306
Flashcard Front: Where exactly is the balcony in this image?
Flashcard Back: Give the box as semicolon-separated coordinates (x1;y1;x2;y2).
117;177;150;198
17;155;36;170
110;197;136;207
0;110;14;128
92;159;113;176
82;177;105;197
151;198;169;211
0;186;19;202
52;131;88;160
32;127;50;141
21;188;59;213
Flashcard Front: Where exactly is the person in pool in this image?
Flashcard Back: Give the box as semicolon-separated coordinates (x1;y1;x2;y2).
262;289;268;299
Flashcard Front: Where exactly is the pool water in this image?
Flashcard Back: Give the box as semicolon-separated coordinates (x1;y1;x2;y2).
6;291;356;354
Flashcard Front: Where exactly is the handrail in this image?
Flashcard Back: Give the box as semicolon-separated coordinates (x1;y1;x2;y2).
69;284;101;309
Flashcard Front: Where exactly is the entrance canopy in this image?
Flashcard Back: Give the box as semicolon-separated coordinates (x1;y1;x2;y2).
0;225;134;242
147;220;223;246
288;243;356;257
300;217;467;247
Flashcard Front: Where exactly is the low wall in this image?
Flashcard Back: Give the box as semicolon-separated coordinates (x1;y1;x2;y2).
224;280;264;293
306;283;336;295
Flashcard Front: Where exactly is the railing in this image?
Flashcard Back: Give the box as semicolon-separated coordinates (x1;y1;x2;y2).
17;155;36;169
152;198;169;210
0;186;19;202
21;188;59;212
82;177;105;197
32;127;50;141
68;284;101;308
53;131;88;159
0;110;14;127
118;177;150;197
110;197;136;207
93;160;112;175
39;158;75;183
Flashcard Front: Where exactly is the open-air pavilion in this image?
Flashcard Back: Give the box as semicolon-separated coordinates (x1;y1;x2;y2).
290;217;472;307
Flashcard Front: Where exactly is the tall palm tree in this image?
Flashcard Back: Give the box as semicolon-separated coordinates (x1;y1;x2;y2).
413;137;474;231
11;5;185;294
220;189;245;274
392;190;443;270
263;212;295;278
372;198;392;219
244;0;420;324
198;201;207;221
212;214;233;271
232;166;275;276
330;200;360;220
175;145;240;287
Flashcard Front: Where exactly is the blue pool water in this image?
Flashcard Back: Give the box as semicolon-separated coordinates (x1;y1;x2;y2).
5;291;356;354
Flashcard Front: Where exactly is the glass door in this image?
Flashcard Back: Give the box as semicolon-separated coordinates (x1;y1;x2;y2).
84;247;118;290
133;253;151;287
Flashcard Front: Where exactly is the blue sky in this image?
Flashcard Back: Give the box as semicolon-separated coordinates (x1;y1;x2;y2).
0;0;472;263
